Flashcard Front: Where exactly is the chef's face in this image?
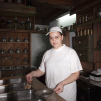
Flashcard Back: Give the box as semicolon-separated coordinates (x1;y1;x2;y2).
49;32;63;49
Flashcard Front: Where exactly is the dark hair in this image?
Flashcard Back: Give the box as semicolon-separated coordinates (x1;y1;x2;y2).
58;32;63;36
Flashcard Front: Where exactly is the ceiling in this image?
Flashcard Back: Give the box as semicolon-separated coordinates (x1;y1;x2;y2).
30;0;101;25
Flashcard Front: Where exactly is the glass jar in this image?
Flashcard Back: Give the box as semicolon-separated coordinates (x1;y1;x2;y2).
1;37;7;42
85;15;88;22
12;17;19;29
6;21;12;29
23;37;28;42
25;18;31;30
0;48;5;54
90;29;93;35
8;47;14;53
83;29;87;35
23;48;28;53
20;22;25;30
15;36;21;42
15;47;21;53
8;37;14;42
77;31;80;36
87;29;90;35
80;30;83;36
0;17;6;29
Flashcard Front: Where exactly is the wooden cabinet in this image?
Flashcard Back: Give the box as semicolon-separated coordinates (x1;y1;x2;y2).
73;35;93;49
77;78;101;101
75;49;93;62
0;30;31;77
0;2;36;77
73;4;101;72
72;35;94;62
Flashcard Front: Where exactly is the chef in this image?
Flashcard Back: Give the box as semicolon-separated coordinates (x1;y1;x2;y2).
26;26;83;101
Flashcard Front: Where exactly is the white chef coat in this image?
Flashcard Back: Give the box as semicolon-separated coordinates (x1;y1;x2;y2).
39;44;82;101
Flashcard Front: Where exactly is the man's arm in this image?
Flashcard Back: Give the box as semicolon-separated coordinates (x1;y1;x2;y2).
54;71;80;94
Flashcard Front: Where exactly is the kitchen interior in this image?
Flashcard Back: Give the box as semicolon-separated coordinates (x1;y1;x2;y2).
0;0;101;101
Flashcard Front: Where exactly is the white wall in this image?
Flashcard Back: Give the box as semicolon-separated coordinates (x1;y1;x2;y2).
69;32;76;48
49;14;76;28
31;33;51;67
31;25;51;68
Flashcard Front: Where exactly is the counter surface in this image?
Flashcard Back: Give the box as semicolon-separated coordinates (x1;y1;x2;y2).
32;77;66;101
0;76;66;101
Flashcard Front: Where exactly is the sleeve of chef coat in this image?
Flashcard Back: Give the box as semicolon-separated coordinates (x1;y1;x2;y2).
38;52;46;73
70;49;83;73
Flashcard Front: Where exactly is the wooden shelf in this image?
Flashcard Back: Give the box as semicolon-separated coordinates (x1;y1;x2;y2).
0;68;30;71
76;17;101;27
0;53;29;54
0;65;30;67
0;29;31;77
0;42;30;43
0;2;34;77
0;29;32;32
0;3;36;17
0;29;46;34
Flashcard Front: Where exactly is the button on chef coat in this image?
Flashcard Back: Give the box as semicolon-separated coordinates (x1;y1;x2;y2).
39;44;82;101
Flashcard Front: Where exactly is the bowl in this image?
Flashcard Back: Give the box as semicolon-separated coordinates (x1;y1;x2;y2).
35;88;53;97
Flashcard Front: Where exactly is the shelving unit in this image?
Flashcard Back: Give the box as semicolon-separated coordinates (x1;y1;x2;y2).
0;1;36;77
72;4;101;72
0;30;31;77
76;17;101;27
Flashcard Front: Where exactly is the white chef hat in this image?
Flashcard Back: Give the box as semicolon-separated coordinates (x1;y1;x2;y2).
46;26;62;35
